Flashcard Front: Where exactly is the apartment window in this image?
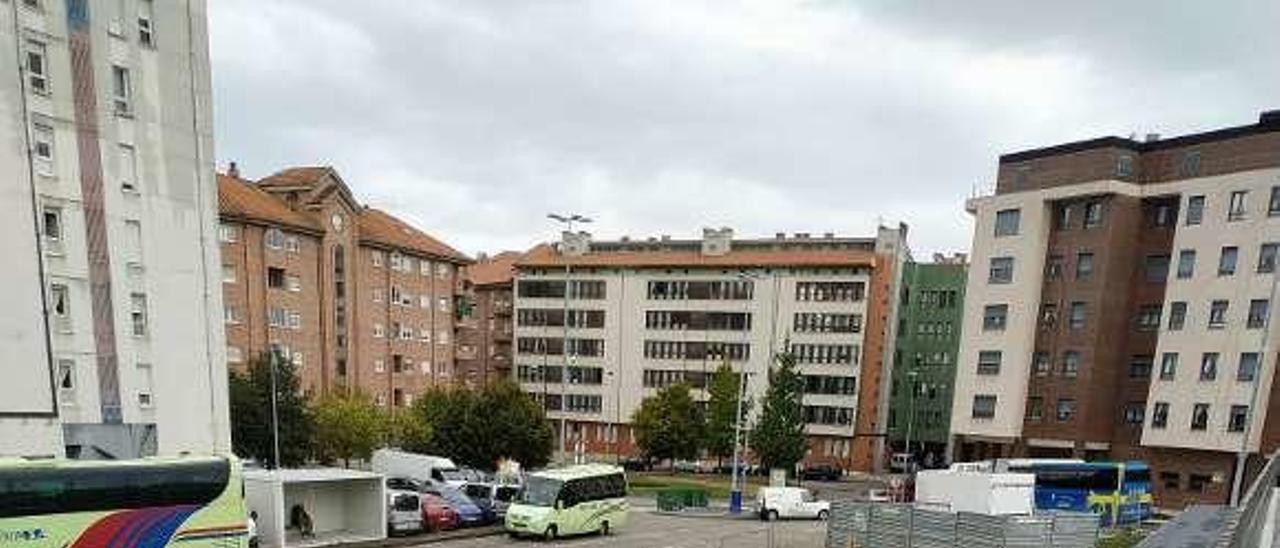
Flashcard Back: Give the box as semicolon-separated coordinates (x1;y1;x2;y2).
226;346;243;364
982;304;1008;331
1168;301;1188;330
1218;246;1238;276
111;65;132;116
118;144;138;192
372;251;384;267
1191;403;1210;430
1236;353;1262;384
1186;195;1205;225
1209;300;1229;329
1229;190;1247;221
1056;398;1077;421
1200;353;1219;381
50;283;70;320
1145;254;1170;282
108;0;126;34
41;207;62;242
267;267;285;289
1248;299;1270;329
1229;405;1249;433
1176;249;1196;279
972;395;997;419
1039;303;1058;329
24;40;49;94
987;257;1014;284
32;123;54;175
373;323;384;338
976;351;1002;375
1026;397;1043;421
372;288;383;303
374;359;385;373
129;293;147;337
1159;353;1178;381
1260;243;1279;273
438;297;450;312
57;359;75;397
1151;402;1169;429
1046;255;1064;279
1124;403;1145;425
1151;202;1175;227
1083;201;1104;228
1067;301;1086;330
1075;252;1094;279
264;228;287;250
1033;352;1050;377
1271;186;1280;217
138;0;155;47
1135;305;1161;332
1054;203;1072;230
286;274;302;292
1179;150;1202;178
1061;351;1080;378
221;265;237;284
223;305;241;325
1115;155;1134;178
994;209;1020;237
136;363;154;408
1161;472;1181;490
1128;355;1153;379
218;223;239;243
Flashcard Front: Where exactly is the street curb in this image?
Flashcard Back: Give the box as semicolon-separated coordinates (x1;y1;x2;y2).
332;525;505;547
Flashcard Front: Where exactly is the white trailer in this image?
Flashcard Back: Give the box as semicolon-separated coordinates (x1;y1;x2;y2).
914;469;1035;515
371;449;464;487
244;468;386;548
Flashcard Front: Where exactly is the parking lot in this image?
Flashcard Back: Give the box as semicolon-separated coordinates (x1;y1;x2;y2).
410;510;826;548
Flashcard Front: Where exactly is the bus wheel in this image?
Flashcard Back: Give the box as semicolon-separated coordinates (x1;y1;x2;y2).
600;521;610;536
543;525;558;540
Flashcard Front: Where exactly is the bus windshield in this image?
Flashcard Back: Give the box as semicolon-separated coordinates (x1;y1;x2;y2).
520;476;562;507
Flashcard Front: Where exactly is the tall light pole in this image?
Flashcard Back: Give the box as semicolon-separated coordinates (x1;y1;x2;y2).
269;349;281;469
730;271;761;513
548;213;592;465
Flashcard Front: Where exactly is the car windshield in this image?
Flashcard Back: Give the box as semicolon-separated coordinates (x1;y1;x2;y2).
801;490;816;502
495;486;520;502
520;476;562;507
438;468;467;482
464;484;490;499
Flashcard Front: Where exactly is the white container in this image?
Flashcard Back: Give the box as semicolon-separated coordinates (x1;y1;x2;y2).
371;449;464;487
914;469;1035;515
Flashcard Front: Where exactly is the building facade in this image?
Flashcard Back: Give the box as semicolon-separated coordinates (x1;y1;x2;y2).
218;166;470;408
951;110;1280;508
886;255;967;463
456;252;518;388
0;0;229;458
512;226;909;471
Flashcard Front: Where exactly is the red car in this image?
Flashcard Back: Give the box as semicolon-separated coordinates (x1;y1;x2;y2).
421;493;460;532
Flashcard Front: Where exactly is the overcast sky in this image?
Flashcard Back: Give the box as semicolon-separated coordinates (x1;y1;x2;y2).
208;1;1279;259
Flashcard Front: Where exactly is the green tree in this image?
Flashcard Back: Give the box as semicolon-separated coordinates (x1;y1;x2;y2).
229;352;313;468
704;362;749;464
313;390;386;467
632;383;704;463
413;380;553;471
751;351;807;472
385;409;433;453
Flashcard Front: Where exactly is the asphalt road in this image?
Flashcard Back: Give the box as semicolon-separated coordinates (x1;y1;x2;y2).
410;510;826;548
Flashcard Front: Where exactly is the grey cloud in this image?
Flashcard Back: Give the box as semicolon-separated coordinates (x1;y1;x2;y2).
209;0;1278;258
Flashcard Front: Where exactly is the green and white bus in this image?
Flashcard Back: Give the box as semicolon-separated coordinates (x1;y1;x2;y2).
0;456;249;548
504;464;628;540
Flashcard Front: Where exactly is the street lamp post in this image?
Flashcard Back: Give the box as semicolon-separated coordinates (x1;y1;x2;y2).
729;271;761;514
269;350;281;469
548;213;592;465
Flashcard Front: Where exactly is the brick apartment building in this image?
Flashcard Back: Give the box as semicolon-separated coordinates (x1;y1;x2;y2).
512;226;909;471
456;252;519;387
217;166;471;407
951;109;1280;508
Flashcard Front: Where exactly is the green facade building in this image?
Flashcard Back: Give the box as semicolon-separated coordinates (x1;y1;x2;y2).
887;257;967;465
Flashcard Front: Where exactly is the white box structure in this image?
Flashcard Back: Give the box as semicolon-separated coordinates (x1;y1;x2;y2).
914;469;1036;515
244;468;386;548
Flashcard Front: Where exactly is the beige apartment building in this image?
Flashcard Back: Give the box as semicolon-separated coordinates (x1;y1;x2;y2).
951;109;1280;508
512;226;909;471
218;166;470;407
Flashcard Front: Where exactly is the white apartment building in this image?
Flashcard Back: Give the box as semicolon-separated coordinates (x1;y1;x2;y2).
512;226;908;472
0;0;228;458
951;110;1280;507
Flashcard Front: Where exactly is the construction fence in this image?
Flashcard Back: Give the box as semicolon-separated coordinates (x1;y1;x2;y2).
824;501;1100;548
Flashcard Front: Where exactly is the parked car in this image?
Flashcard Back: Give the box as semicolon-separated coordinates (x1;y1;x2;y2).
620;457;652;472
429;484;497;526
420;493;460;532
386;488;425;536
755;487;830;521
463;482;522;517
673;459;715;474
801;464;843;481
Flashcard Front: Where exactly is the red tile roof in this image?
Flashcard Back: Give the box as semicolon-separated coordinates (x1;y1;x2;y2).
357;208;471;264
465;251;521;286
217;174;322;232
256;166;330;188
516;244;878;269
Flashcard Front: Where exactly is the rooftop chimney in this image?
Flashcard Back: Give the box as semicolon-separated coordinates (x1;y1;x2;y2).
1144;133;1161;143
227;161;240;178
701;227;733;257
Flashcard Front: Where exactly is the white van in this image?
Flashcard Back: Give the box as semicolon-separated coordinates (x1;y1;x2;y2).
372;449;466;487
386;488;424;535
755;487;830;521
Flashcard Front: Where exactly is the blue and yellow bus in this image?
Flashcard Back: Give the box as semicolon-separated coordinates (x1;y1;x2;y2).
1001;460;1153;525
0;456;249;547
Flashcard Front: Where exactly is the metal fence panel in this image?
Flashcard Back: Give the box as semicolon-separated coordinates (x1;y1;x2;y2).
826;502;1098;547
